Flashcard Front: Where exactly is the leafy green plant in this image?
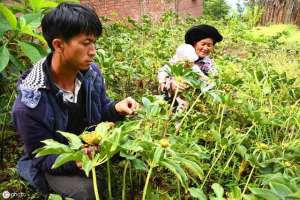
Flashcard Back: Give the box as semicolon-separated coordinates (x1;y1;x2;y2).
0;1;52;72
34;122;134;200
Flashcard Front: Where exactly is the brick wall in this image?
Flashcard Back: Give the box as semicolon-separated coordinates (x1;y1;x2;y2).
80;0;203;20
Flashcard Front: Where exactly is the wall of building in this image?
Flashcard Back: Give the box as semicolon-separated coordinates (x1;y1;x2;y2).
80;0;203;20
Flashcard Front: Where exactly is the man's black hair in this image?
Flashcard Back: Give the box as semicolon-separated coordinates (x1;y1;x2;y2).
41;3;102;51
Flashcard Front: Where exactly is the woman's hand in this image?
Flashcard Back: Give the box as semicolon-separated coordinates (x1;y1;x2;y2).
115;97;139;115
171;79;189;93
159;83;166;92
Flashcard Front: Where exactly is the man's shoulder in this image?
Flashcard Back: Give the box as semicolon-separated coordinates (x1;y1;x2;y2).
15;57;50;109
89;63;103;77
13;89;50;113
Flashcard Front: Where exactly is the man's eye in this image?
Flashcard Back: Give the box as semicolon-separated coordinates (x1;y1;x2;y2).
83;41;91;45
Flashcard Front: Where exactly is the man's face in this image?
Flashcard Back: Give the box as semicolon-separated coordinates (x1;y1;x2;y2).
61;33;97;71
194;38;214;58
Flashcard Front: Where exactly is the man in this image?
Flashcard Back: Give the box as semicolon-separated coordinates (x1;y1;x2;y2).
12;3;138;199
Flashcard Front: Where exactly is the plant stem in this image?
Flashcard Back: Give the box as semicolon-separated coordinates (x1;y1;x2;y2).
169;87;179;115
177;180;181;200
201;147;224;189
163;86;179;137
107;161;112;200
92;167;100;200
176;91;203;134
242;166;255;197
142;166;153;200
122;161;129;200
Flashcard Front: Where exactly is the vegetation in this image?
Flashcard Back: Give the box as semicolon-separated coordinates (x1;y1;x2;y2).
203;0;230;19
1;1;300;200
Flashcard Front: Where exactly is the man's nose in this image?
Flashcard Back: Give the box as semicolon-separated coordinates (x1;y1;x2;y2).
89;44;96;56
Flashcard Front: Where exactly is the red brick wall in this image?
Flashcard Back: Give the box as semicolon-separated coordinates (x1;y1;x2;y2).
177;0;202;17
80;0;203;20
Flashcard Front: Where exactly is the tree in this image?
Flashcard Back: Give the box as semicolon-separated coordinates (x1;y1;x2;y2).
246;0;300;27
203;0;230;19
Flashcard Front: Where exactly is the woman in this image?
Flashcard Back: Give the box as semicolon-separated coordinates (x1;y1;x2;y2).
157;24;223;111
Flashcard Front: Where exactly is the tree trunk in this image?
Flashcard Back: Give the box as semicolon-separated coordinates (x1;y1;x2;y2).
252;0;300;27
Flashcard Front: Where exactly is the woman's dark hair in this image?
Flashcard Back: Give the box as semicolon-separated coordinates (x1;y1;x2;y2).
41;3;102;51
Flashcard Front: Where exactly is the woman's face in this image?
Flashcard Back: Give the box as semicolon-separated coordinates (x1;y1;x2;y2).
194;38;214;58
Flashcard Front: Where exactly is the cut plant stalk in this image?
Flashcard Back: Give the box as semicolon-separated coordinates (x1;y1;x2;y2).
142;165;154;200
107;160;112;200
92;167;100;200
176;91;203;134
122;160;130;200
201;147;224;189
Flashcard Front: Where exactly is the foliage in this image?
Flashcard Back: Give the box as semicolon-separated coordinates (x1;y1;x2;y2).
242;5;263;27
203;0;230;20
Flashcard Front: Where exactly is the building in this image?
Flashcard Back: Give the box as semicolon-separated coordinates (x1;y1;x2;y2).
80;0;203;20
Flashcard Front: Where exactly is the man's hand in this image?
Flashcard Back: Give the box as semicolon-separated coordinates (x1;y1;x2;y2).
115;97;139;115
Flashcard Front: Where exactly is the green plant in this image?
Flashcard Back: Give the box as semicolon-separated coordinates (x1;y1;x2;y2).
204;0;230;20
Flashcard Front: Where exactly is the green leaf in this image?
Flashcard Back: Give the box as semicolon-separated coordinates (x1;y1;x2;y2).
269;182;293;198
109;127;122;153
0;13;11;36
33;139;73;157
57;131;83;150
131;159;147;171
28;0;57;11
42;1;58;9
120;120;141;134
142;97;151;107
52;151;82;169
152;147;163;166
159;158;188;190
82;154;93;177
95;122;114;139
9;54;26;71
0;3;17;30
228;186;242;200
48;193;63;200
287;191;300;199
19;21;47;45
211;183;224;199
175;157;204;180
236;144;247;159
0;45;10;72
249;188;280;200
23;12;42;29
188;187;207;200
17;41;43;63
28;0;42;12
34;147;72;157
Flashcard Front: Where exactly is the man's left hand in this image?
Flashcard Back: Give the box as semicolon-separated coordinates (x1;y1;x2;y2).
115;97;139;115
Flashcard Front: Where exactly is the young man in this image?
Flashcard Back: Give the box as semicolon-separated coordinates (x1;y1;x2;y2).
12;3;138;199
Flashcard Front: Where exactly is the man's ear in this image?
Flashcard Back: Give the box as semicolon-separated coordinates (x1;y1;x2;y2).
52;38;64;53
